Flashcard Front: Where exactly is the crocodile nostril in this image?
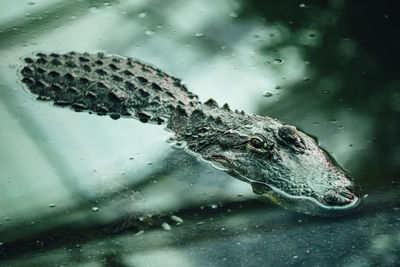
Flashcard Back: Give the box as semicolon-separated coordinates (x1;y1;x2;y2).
345;182;362;197
322;192;354;207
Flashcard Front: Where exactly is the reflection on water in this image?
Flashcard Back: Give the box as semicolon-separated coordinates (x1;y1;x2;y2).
0;0;399;266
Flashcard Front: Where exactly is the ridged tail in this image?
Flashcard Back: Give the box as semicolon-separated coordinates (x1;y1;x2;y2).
19;52;199;124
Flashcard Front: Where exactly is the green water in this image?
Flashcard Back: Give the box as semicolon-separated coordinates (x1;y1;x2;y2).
0;0;399;266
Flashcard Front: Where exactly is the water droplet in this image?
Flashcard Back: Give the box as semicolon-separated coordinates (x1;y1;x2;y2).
138;12;147;18
135;230;144;236
147;162;152;165
210;204;218;209
195;33;204;38
129;157;134;160
299;3;306;8
28;1;35;5
263;92;273;97
323;90;330;94
273;58;283;64
91;207;99;212
145;30;154;35
48;203;56;208
303;77;310;81
171;215;183;224
162;222;171;231
189;183;194;187
274;85;282;90
229;12;238;18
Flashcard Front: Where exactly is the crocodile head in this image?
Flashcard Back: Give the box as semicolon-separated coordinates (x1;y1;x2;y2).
202;115;361;216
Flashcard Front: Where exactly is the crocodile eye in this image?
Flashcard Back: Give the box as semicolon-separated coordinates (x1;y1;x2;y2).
249;134;269;149
250;135;265;149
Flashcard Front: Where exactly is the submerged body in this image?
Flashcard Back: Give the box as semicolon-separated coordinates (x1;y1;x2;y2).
19;52;361;215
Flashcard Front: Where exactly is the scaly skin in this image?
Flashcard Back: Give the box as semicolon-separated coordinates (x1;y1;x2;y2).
19;52;361;216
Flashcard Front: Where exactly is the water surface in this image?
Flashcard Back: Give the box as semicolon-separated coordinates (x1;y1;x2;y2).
0;0;399;266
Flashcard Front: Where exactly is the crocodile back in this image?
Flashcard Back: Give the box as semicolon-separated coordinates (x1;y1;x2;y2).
19;52;200;124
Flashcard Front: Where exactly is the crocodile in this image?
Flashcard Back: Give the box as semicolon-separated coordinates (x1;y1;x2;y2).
18;52;361;216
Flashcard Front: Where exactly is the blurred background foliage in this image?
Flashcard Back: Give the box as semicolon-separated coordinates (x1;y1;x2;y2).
240;0;400;185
